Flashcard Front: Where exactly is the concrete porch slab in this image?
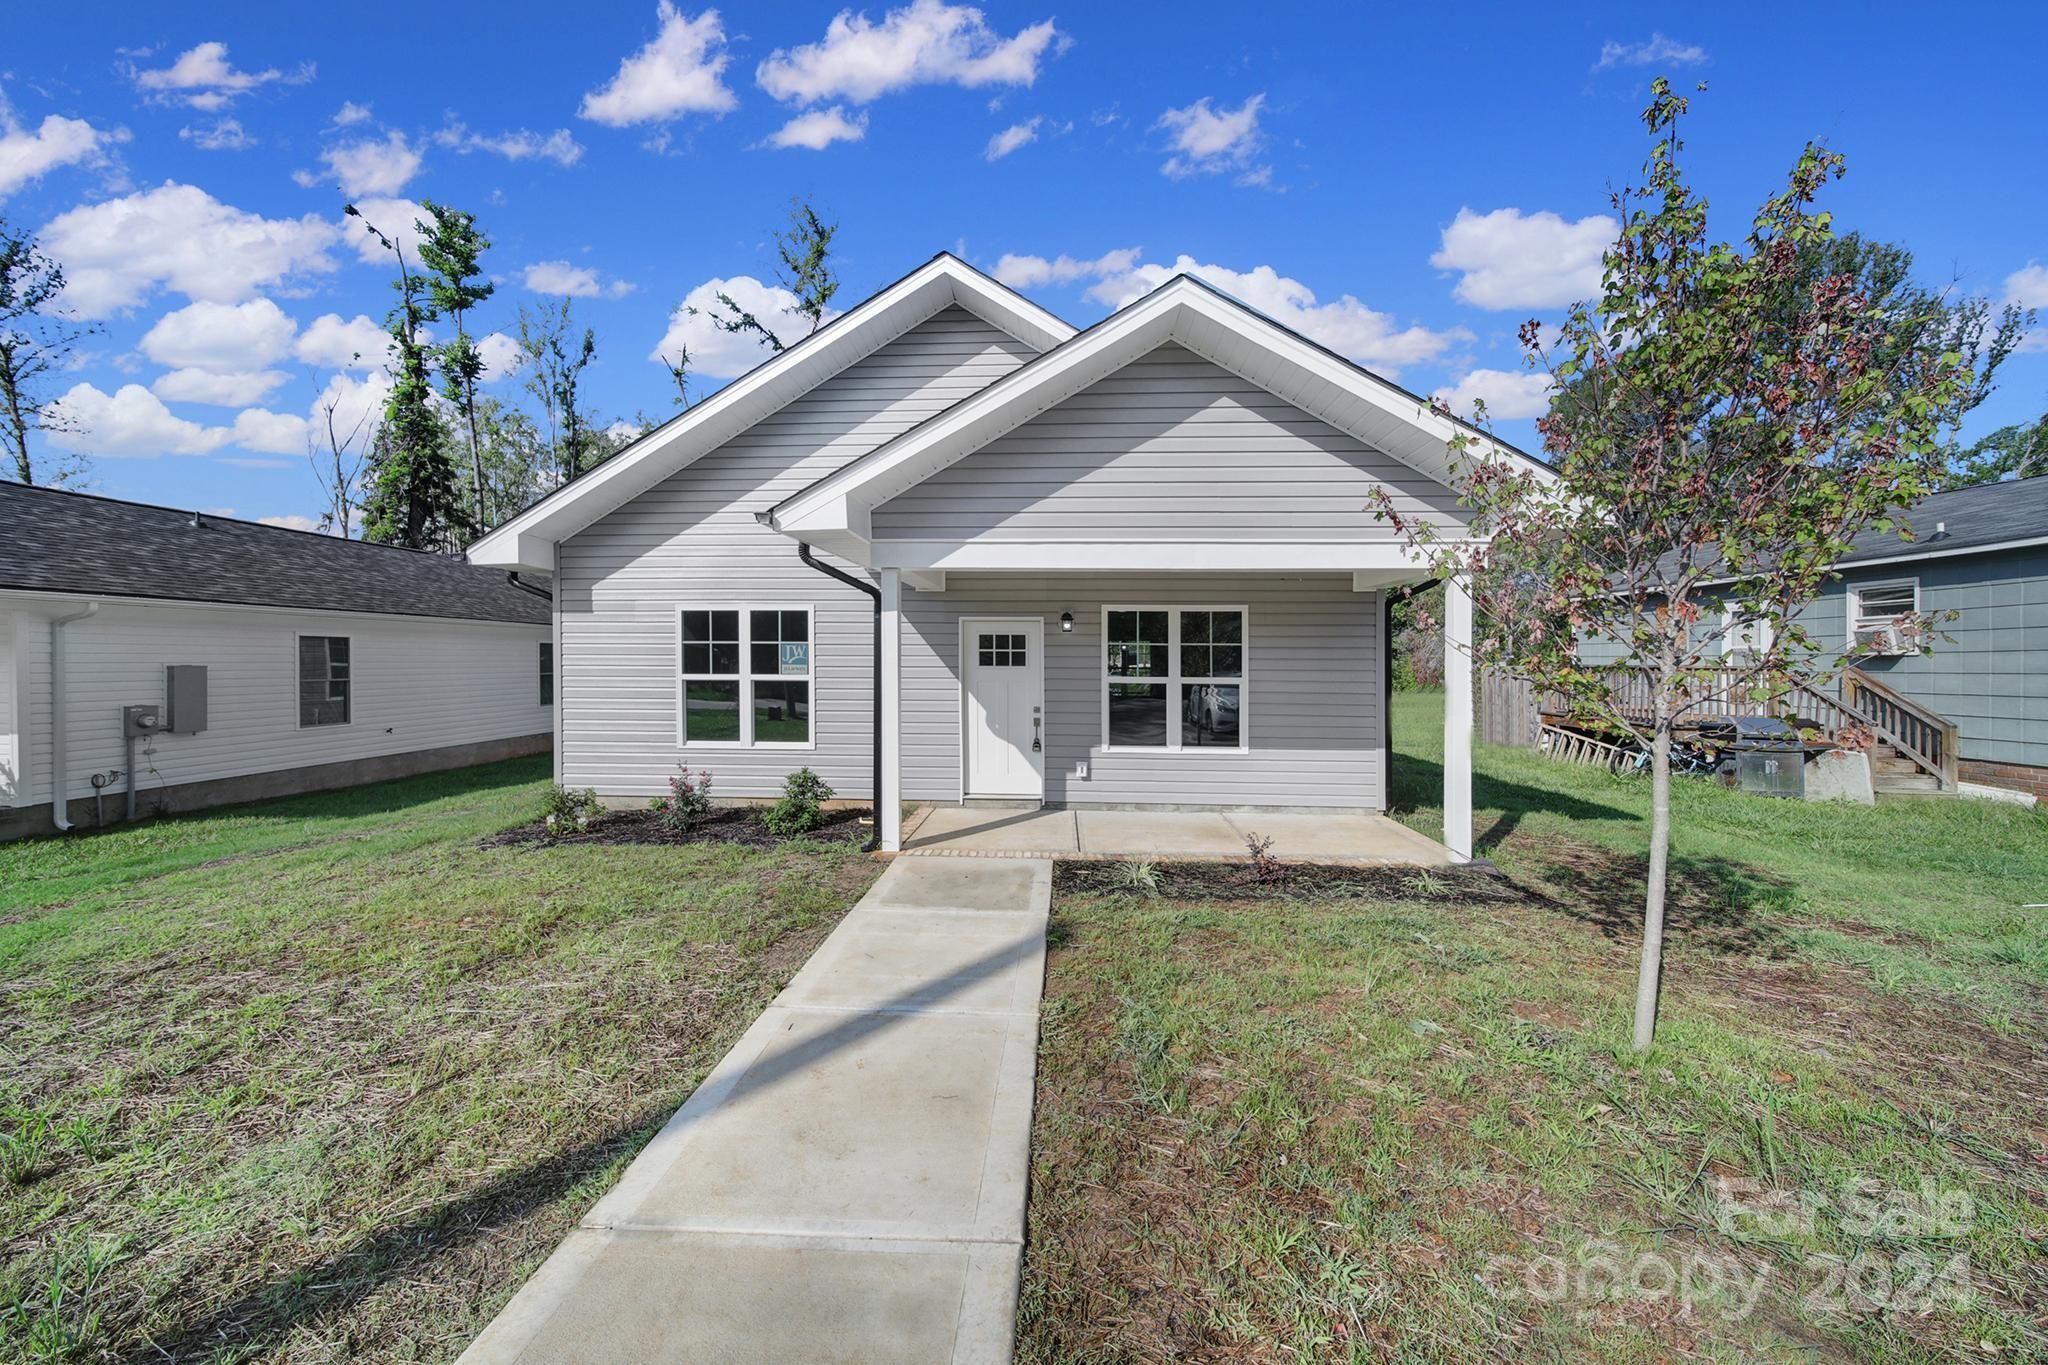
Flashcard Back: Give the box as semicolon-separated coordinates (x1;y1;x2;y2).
903;803;1079;854
1220;809;1457;864
1076;808;1243;856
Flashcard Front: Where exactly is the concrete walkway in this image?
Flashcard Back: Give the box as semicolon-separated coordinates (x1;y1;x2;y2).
902;803;1456;865
460;857;1052;1365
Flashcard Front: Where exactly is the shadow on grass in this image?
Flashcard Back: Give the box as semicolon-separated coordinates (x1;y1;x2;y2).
1390;751;1633;854
1513;840;1797;958
132;1102;671;1363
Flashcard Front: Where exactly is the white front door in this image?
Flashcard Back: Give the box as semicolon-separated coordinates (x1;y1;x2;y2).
962;617;1044;799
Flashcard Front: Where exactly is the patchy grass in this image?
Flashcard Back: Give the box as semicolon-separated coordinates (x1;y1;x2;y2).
1019;693;2048;1361
0;758;882;1362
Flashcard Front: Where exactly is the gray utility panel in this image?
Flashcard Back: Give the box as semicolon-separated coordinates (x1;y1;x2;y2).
165;664;208;734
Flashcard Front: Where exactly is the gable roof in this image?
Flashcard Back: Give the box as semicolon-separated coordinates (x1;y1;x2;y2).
465;252;1074;573
0;482;551;625
768;272;1550;560
1834;473;2048;570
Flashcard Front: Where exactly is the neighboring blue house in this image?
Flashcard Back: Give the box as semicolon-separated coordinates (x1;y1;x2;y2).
1574;475;2046;800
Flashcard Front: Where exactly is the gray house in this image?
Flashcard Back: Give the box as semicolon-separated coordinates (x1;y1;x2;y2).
469;255;1545;858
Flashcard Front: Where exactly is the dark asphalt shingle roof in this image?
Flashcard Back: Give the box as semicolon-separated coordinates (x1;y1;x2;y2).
0;482;551;625
1837;473;2048;566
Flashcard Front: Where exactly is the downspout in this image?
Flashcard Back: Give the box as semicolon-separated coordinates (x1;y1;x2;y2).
777;527;881;853
507;571;553;601
48;601;100;832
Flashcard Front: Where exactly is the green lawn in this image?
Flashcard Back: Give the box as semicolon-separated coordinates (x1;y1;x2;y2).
0;758;881;1362
1019;692;2048;1361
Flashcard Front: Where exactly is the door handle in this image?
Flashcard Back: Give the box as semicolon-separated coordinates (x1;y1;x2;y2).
1032;714;1042;753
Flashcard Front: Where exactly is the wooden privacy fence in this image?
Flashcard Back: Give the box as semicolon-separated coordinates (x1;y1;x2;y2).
1478;668;1540;748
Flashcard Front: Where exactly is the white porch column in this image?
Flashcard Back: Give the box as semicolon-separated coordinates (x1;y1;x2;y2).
879;568;903;853
1442;574;1473;863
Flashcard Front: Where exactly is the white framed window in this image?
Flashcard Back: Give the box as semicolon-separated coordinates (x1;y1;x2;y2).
677;606;814;747
1102;606;1247;752
1848;579;1921;653
538;641;553;706
297;634;352;728
1719;607;1774;661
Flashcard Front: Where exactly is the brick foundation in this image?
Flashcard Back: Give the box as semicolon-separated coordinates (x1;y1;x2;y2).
1957;758;2048;802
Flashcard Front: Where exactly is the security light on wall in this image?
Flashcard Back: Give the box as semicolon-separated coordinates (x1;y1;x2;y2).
1059;611;1074;634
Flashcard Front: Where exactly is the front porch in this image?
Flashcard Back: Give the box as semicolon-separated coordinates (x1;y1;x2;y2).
898;802;1459;865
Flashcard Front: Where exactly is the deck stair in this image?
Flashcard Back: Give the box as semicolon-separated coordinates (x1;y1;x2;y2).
1533;665;1961;797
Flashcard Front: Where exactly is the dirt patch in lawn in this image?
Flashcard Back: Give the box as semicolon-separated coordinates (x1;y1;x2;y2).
480;804;873;851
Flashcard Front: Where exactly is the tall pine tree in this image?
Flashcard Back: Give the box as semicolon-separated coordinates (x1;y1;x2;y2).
417;201;495;528
348;204;469;551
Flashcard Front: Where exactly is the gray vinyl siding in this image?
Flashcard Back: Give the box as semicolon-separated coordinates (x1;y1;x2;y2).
902;573;1384;808
872;342;1471;542
1573;545;2047;768
555;307;1039;799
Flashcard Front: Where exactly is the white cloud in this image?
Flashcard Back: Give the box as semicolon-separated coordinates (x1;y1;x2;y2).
522;260;636;299
340;197;433;265
1433;368;1554;421
332;101;373;127
2004;263;2048;310
1003;250;1464;376
152;367;289;406
139;297;298;370
984;116;1040;161
295;312;389;370
178;118;254;151
476;331;522;382
1430;207;1616;310
229;407;309;454
0;96;129;200
1155;93;1266;181
46;382;228;456
762;106;868;150
259;513;326;532
579;4;737;127
40;182;340;316
991;246;1140;289
1594;34;1708;71
651;275;837;378
757;0;1060;106
303;129;422;197
433;121;584;166
130;42;312;110
300;370;393;450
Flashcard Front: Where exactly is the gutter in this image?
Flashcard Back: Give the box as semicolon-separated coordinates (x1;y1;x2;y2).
48;601;100;832
773;524;881;853
507;571;553;601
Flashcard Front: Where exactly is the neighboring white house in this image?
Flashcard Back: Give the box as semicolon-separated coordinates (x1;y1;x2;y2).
1;483;554;839
470;254;1547;861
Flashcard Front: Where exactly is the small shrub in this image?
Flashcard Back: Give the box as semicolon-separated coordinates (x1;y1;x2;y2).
1243;832;1292;886
539;784;603;838
652;766;714;832
763;767;834;837
1109;859;1162;897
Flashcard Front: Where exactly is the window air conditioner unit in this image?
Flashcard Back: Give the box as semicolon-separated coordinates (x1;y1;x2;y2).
1853;624;1912;656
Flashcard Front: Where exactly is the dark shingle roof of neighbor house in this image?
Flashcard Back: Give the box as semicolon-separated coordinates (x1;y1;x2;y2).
1837;473;2048;567
0;482;551;625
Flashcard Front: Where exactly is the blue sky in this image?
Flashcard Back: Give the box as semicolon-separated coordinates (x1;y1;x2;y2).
4;1;2043;531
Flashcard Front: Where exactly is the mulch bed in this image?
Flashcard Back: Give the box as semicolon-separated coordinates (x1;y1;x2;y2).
1053;858;1525;904
480;805;873;851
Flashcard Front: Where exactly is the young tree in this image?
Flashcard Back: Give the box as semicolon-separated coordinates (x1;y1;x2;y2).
696;196;839;353
0;217;97;486
516;300;601;483
1953;403;2048;484
348;204;469;551
660;341;692;410
1377;80;1967;1051
553;324;598;481
417;200;495;528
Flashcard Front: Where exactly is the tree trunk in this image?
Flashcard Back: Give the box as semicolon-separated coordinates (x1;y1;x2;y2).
2;361;33;485
1632;720;1673;1050
464;381;486;531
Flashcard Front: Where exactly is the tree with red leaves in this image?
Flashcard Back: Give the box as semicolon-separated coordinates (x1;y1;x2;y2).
1377;79;1967;1050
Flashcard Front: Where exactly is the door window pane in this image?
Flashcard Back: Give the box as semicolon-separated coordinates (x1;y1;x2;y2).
1181;684;1241;746
1108;682;1168;747
685;679;741;741
753;681;810;743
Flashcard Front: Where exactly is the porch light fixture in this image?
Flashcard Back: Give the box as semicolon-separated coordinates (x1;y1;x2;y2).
1059;611;1074;634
